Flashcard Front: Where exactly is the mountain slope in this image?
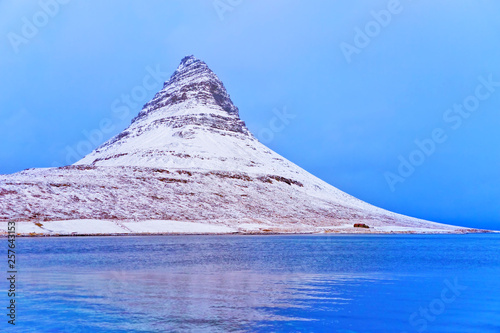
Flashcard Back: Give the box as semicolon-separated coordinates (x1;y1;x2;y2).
0;56;478;235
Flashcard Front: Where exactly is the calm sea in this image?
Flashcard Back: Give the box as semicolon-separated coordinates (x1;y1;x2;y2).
4;234;500;332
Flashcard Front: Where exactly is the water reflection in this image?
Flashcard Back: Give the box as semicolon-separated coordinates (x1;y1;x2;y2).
21;268;389;332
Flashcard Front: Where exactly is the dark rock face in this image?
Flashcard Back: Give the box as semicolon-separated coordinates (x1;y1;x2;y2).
148;114;249;135
133;55;240;122
354;223;370;228
124;55;252;143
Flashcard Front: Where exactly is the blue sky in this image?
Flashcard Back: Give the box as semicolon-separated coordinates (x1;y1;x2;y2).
1;0;499;230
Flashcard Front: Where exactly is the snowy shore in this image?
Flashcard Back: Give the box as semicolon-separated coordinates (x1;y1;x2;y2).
0;219;486;237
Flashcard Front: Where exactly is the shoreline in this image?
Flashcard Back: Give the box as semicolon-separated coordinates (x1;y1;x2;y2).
0;228;493;238
1;232;495;238
0;219;493;238
0;231;494;238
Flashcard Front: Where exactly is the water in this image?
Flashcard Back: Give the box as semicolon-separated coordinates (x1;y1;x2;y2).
4;234;500;332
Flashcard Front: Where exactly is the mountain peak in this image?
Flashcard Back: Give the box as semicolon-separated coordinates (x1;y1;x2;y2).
76;55;253;168
171;55;206;79
134;56;239;122
178;54;199;68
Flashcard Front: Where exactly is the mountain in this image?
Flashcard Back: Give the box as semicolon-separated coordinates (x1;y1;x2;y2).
0;56;479;235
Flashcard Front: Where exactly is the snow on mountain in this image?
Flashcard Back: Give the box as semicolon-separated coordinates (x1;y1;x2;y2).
0;56;479;234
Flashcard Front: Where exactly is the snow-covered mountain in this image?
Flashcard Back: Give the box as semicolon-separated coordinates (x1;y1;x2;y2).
0;56;478;235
